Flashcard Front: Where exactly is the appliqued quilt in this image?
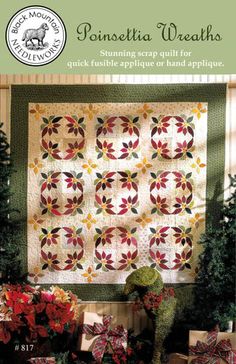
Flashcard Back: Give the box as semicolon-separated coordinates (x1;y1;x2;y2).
27;102;207;284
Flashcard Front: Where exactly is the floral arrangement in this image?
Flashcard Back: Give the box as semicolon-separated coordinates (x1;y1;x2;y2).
133;287;175;316
0;284;80;344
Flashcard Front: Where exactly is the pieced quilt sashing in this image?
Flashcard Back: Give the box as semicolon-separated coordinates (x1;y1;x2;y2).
27;102;207;285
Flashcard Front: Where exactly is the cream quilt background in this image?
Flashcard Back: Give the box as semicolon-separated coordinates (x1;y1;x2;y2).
27;102;207;284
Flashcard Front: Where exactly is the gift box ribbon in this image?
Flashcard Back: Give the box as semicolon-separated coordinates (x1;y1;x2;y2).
81;315;127;363
189;330;236;364
27;358;56;364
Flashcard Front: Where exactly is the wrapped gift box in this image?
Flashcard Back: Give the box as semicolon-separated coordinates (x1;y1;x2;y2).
27;358;56;364
188;330;236;364
168;353;188;364
77;312;127;352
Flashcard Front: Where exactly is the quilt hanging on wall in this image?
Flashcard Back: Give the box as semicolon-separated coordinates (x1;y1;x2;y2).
11;84;226;300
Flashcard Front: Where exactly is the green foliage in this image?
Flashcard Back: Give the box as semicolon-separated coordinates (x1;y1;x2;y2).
152;297;176;364
194;175;236;329
124;266;162;295
0;123;21;283
124;267;176;364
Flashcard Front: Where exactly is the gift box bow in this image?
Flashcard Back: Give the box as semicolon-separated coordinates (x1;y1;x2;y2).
189;330;236;364
27;358;55;364
81;314;128;363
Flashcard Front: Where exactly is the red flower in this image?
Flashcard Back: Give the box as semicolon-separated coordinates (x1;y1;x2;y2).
149;226;169;246
63;172;83;191
95;195;115;215
64;195;83;215
118;195;138;215
96;116;116;136
6;291;31;314
173;171;193;191
150;195;169;215
151;140;171;159
118;171;138;191
40;195;61;216
95;250;115;271
151;116;170;135
29;325;49;340
95;171;115;191
40;227;60;248
41;291;55;303
63;227;84;247
0;323;11;344
41;251;61;271
174;139;194;159
143;291;163;311
96;140;116;160
172;250;192;270
94;227;116;247
162;287;175;298
150;171;169;191
119;139;139;159
25;313;35;327
41;116;62;137
118;250;138;270
149;250;169;270
40;172;60;192
0;314;23;343
175;115;194;136
64;251;84;270
172;227;193;247
65;116;85;136
35;303;46;313
120;116;140;136
118;227;137;246
173;195;193;214
65;140;85;160
41;139;61;160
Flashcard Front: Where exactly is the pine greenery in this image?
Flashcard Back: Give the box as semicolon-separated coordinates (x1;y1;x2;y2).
194;175;236;329
0;123;21;283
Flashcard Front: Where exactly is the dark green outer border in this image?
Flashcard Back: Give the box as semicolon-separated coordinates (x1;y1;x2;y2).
10;84;226;301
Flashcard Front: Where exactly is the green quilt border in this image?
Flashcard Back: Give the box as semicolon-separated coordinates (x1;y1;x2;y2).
10;84;226;301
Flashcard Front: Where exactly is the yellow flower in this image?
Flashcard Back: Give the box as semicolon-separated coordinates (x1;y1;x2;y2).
81;104;99;120
137;103;154;119
28;266;44;283
136;213;152;228
192;103;207;119
51;286;71;303
191;157;206;174
189;213;205;228
82;159;97;174
29;104;45;120
28;214;45;230
82;266;98;283
136;157;152;174
82;213;96;230
29;158;43;174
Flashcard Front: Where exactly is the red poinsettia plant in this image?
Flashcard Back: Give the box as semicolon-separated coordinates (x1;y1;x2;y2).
0;284;80;344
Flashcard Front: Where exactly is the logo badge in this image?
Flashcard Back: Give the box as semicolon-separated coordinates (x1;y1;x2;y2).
6;6;66;66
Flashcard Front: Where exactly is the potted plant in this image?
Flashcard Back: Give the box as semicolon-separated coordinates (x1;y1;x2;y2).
0;284;80;362
194;175;236;330
0;123;21;283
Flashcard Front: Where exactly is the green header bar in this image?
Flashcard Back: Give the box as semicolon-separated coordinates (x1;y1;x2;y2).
0;0;235;74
